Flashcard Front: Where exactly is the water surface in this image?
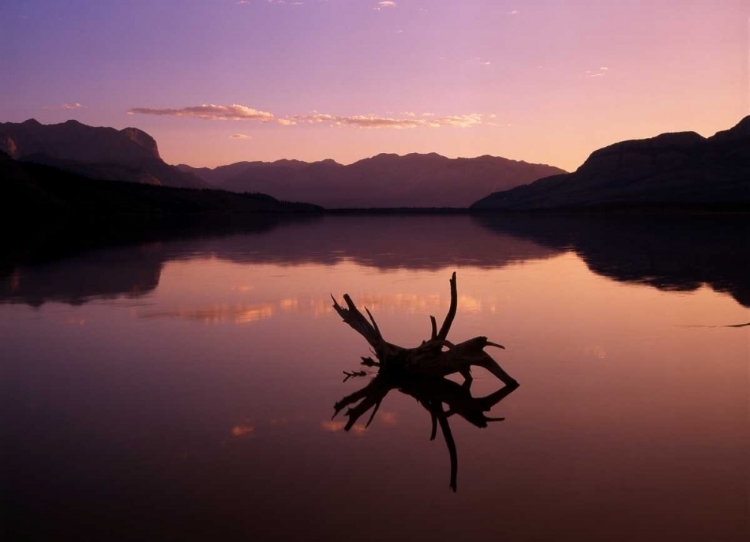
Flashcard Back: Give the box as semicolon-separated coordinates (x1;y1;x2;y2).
1;215;748;542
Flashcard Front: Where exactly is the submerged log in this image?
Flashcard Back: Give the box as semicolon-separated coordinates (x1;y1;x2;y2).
332;272;518;386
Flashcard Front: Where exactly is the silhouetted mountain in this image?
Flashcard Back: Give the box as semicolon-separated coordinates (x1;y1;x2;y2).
0;150;66;215
472;117;750;210
0;119;206;189
180;153;565;208
0;150;321;226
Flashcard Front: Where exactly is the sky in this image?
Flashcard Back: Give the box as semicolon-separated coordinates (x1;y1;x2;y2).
1;0;748;170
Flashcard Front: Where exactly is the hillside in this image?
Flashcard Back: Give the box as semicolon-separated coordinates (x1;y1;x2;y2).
0;119;206;189
472;117;750;210
0;151;321;225
179;153;565;208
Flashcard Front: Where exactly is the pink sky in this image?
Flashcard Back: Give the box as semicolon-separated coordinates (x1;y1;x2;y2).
1;0;747;170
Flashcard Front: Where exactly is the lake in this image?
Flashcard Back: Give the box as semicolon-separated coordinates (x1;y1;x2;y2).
1;214;748;542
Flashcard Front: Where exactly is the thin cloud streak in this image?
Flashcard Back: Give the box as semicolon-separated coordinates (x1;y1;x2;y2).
285;112;483;128
374;1;396;11
128;104;485;129
128;104;274;121
585;66;610;78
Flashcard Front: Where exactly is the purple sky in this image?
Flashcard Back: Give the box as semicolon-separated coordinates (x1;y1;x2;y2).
1;0;748;169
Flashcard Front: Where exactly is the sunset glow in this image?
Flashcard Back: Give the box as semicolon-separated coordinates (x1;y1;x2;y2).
2;0;747;170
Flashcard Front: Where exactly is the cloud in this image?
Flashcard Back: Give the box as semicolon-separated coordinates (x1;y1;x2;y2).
341;115;424;128
128;103;274;122
129;103;485;130
586;67;610;78
230;133;251;139
508;10;519;15
285;112;483;129
62;102;84;109
374;1;396;10
469;57;492;67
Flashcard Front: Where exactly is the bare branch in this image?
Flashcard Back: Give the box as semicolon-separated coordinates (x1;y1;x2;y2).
437;272;457;340
332;293;384;352
365;307;381;336
365;399;382;428
343;370;368;382
361;356;380;367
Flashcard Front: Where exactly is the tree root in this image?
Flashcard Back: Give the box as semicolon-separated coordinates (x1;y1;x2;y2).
332;272;517;386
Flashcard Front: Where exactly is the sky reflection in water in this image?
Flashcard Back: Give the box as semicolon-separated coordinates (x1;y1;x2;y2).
1;215;748;542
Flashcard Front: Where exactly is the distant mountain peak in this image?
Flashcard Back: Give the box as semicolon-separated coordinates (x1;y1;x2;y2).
316;158;342;166
710;115;750;143
586;130;705;161
472;115;750;210
181;151;566;208
404;151;445;159
120;127;160;160
0;119;204;189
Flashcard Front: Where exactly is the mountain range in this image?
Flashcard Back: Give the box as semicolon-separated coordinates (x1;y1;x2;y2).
1;119;565;209
178;154;566;208
0;119;206;189
3;117;750;212
0;149;320;225
472;116;750;210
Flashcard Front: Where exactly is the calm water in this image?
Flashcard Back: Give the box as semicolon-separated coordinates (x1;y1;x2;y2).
1;215;748;542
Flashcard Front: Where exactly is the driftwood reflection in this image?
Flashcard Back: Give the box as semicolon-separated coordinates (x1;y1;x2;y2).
332;272;519;491
333;373;518;491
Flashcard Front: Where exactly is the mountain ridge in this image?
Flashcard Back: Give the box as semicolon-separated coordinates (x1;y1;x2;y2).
0;149;322;224
472;116;750;210
0;119;206;189
180;152;566;208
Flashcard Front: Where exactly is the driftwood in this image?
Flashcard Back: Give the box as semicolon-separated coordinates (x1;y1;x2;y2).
331;272;520;491
332;272;518;386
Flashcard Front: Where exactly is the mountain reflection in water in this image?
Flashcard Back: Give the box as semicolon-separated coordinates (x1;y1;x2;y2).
1;214;748;308
2;214;747;542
